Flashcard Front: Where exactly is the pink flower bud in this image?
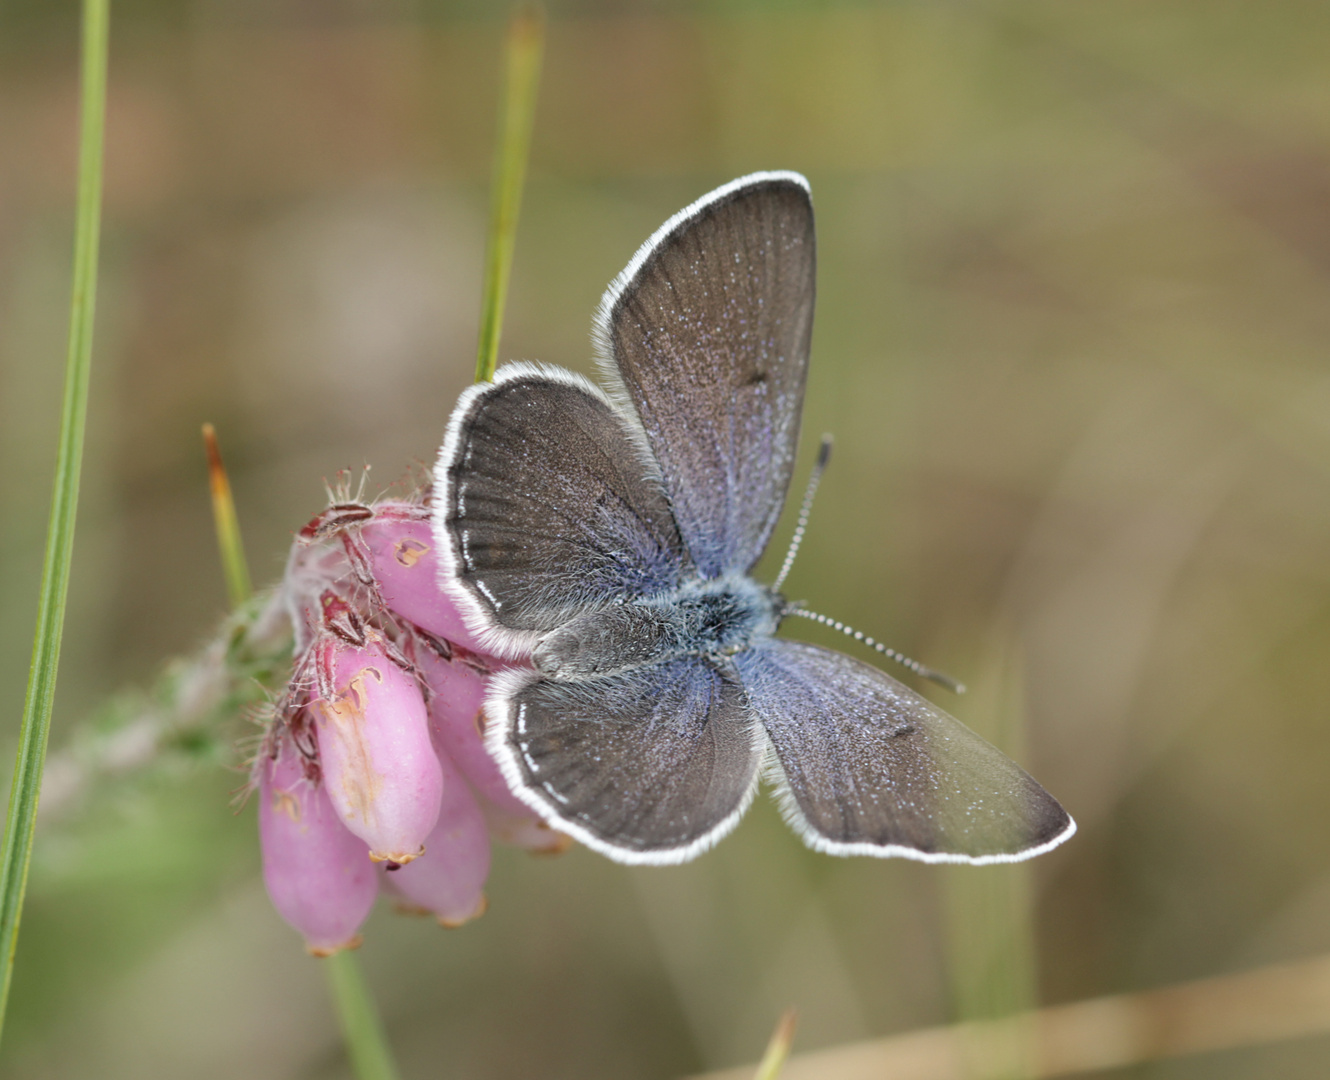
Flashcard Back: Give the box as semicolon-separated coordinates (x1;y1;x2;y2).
312;637;442;865
381;751;490;927
359;508;479;648
258;740;378;956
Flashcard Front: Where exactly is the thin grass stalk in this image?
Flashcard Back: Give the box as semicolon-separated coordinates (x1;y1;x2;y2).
688;950;1330;1080
753;1009;798;1080
200;426;400;1080
474;4;545;384
202;423;252;607
942;637;1037;1080
0;0;111;1043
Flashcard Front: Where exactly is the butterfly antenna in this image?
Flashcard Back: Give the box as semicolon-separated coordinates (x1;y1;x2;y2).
784;607;967;694
773;435;833;592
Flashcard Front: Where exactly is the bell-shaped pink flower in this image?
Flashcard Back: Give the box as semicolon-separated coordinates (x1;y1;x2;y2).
415;648;572;854
359;507;477;646
258;739;378;955
381;750;490;926
312;636;443;865
416;648;522;816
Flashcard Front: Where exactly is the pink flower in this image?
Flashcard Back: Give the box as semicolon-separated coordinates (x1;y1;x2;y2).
381;750;490;926
359;504;476;646
415;647;522;816
416;646;572;855
310;634;443;865
256;491;572;951
258;737;378;956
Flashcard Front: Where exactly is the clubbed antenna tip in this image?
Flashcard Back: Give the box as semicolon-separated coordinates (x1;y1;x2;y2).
815;433;832;470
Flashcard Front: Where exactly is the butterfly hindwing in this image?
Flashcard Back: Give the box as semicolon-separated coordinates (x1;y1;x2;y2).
735;639;1074;863
488;659;763;864
595;172;816;578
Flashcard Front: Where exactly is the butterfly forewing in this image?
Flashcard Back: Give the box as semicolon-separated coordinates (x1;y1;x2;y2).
435;365;686;656
735;640;1074;863
595;173;816;577
489;660;764;863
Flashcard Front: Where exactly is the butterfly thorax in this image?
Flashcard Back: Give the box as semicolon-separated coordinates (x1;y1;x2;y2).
531;575;782;682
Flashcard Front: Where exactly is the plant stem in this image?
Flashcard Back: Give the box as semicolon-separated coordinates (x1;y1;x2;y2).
228;11;544;1080
688;950;1330;1080
201;424;252;608
474;3;545;384
0;0;110;1044
325;951;404;1080
200;440;400;1080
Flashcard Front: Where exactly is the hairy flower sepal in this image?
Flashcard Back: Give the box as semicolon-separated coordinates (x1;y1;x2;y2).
259;739;378;956
311;635;443;865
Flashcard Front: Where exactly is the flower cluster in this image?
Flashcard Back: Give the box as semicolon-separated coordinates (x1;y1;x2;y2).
255;491;569;956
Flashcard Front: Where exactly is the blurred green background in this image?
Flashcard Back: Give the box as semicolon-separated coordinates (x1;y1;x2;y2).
4;1;1330;1077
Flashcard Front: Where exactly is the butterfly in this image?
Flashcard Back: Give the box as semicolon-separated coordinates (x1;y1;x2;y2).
432;172;1074;865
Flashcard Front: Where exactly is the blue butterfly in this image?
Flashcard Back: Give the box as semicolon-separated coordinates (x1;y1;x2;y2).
433;172;1074;865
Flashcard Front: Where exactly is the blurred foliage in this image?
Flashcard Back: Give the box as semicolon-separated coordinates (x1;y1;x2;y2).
4;1;1330;1077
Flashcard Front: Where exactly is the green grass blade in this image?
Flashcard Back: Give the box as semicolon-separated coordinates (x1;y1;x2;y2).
943;637;1038;1080
0;0;111;1044
201;423;253;608
325;951;403;1080
754;1009;798;1080
474;3;545;384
